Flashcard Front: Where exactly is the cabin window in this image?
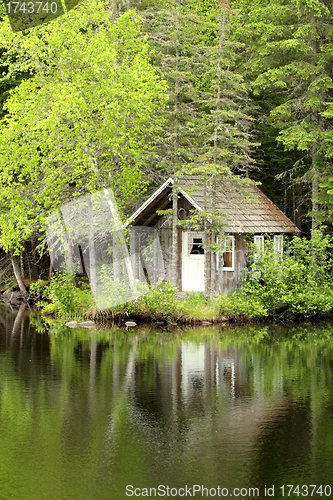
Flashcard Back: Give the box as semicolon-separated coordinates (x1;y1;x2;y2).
187;233;205;255
217;236;235;271
190;237;204;255
253;235;264;261
273;235;283;260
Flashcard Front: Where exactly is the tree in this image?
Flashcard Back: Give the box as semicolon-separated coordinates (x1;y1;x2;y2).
0;0;168;293
135;1;256;294
173;0;257;296
240;0;333;230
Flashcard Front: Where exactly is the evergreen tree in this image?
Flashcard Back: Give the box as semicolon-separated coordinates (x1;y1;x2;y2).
137;0;257;294
239;0;333;230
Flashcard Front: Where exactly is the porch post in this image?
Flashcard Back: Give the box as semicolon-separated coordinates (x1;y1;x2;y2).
171;189;178;287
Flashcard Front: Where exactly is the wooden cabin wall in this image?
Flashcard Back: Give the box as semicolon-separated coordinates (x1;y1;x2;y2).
146;196;250;294
154;218;249;294
218;235;248;295
154;216;183;288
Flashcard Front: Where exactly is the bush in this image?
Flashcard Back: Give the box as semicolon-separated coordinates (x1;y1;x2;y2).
96;264;150;309
31;273;94;319
130;282;179;318
218;229;333;319
216;292;268;319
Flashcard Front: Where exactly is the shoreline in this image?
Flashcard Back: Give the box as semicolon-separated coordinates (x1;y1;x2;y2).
87;307;333;329
2;286;333;329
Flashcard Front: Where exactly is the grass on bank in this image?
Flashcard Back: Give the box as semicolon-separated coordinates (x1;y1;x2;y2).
128;284;219;321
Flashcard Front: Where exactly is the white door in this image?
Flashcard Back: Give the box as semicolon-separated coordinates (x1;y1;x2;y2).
182;232;205;292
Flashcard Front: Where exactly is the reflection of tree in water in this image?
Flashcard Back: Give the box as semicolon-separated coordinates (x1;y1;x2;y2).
1;314;333;496
121;324;333;490
249;399;312;490
0;304;51;382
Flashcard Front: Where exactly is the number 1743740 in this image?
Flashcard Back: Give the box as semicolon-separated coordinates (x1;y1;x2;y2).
280;485;332;497
5;2;58;14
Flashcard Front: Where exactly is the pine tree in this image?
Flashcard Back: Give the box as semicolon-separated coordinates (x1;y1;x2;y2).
137;0;257;293
181;0;257;295
240;0;333;230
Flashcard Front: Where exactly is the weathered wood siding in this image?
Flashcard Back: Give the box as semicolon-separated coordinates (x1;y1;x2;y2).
154;217;174;285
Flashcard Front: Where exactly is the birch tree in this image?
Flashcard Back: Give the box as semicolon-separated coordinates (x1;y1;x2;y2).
0;0;167;293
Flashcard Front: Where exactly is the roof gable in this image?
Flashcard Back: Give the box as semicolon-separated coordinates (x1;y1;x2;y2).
126;175;300;234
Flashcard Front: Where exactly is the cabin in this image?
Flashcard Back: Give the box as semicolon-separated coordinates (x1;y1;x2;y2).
126;175;300;294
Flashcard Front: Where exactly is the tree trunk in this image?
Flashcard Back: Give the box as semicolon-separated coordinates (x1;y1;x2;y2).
171;2;180;289
111;0;118;21
88;197;97;298
10;251;27;295
210;235;216;301
295;182;302;230
309;9;322;233
210;179;217;301
174;0;180;116
20;251;24;280
208;4;227;299
103;187;137;292
203;182;210;296
312;160;319;231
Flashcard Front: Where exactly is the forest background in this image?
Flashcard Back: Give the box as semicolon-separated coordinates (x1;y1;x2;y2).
0;0;332;304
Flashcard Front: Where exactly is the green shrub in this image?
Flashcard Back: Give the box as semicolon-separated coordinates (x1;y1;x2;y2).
218;229;333;319
96;263;150;310
31;273;94;319
130;282;179;318
216;292;268;319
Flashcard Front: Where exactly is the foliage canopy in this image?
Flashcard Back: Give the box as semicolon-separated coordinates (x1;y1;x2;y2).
0;1;168;252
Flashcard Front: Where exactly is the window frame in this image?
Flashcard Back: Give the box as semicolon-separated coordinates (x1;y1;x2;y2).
253;235;264;262
273;234;283;261
186;232;205;257
217;235;235;272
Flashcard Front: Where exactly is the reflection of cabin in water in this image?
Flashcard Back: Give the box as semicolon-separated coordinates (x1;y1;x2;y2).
134;343;250;420
132;340;287;433
127;176;300;293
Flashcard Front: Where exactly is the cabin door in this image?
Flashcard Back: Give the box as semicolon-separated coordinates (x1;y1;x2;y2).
182;232;205;292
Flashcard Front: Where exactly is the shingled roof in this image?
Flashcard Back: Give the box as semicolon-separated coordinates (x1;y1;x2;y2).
127;175;300;234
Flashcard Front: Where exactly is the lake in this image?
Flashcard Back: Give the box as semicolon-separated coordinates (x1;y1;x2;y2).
0;304;333;500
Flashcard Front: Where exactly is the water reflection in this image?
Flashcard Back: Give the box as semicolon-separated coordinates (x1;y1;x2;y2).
0;306;333;500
